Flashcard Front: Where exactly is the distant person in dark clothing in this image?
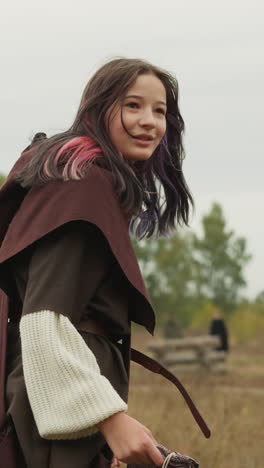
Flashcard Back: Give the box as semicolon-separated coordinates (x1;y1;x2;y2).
209;309;229;352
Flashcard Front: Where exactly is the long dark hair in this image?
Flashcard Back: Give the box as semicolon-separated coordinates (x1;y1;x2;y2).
15;58;193;238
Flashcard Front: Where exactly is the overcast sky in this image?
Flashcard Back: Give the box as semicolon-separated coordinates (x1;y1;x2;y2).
1;0;263;298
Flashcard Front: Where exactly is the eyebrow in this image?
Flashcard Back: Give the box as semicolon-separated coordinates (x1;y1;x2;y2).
125;94;167;106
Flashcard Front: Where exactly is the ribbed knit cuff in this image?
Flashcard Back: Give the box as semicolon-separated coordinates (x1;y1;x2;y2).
20;310;127;440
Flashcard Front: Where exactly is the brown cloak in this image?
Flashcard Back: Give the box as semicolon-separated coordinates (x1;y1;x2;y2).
0;150;155;334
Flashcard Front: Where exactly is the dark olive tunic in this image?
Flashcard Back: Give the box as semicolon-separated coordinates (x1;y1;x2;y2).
6;221;131;468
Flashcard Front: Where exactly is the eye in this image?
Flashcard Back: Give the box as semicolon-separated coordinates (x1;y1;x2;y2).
126;102;139;109
156;107;166;115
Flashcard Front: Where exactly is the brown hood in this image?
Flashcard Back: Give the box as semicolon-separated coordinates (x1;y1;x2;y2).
0;151;155;334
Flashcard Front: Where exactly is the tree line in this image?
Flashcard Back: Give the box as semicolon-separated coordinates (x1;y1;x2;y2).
133;202;263;328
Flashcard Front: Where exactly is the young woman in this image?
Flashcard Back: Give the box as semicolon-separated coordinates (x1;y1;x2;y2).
0;58;193;468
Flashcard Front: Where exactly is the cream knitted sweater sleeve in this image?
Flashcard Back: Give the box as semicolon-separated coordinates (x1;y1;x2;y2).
20;310;127;440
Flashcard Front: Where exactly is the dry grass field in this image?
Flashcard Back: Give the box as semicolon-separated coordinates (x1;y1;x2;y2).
128;327;264;468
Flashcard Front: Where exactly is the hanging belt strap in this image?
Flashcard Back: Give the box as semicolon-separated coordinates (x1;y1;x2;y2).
129;346;211;439
79;319;211;439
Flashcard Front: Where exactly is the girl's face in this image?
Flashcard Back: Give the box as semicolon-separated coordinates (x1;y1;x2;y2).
106;73;167;162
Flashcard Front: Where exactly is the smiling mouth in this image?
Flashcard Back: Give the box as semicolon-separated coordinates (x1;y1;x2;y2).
134;138;153;146
136;137;152;141
134;135;154;141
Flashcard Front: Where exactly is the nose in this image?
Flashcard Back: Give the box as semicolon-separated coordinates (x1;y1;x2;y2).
138;108;155;128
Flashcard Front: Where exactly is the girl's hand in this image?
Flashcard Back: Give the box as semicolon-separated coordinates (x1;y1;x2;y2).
97;412;164;466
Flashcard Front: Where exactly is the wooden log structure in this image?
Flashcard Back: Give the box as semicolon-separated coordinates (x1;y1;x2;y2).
147;335;227;372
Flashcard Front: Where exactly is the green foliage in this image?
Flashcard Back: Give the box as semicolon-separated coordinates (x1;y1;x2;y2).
133;232;198;327
191;203;251;315
190;300;216;330
228;305;264;343
133;202;252;328
254;290;264;308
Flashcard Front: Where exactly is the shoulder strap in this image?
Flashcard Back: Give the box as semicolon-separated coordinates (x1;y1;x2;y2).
0;290;8;428
130;347;211;439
